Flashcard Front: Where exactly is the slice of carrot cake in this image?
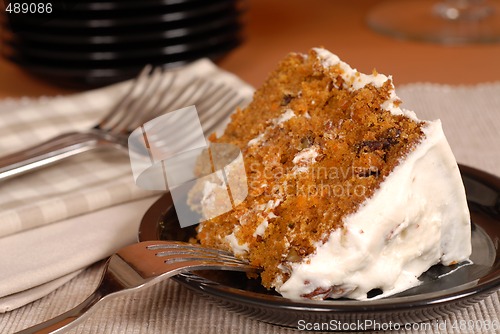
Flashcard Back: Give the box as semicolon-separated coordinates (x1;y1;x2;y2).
193;48;471;300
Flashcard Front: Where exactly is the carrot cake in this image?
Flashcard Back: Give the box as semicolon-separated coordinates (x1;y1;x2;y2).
192;48;471;300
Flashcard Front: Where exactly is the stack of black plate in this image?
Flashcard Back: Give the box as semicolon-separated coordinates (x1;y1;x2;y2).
1;0;244;87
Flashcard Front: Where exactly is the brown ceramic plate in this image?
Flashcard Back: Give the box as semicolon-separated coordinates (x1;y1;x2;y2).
138;164;500;329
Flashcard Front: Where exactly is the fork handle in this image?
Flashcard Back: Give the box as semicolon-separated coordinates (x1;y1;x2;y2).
15;291;105;334
0;132;99;182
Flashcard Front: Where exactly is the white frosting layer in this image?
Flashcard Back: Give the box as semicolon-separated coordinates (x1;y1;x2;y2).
313;47;418;120
225;227;249;256
277;120;471;300
247;109;296;148
274;109;296;126
292;146;320;174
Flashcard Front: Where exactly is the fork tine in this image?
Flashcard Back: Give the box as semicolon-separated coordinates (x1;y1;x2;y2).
110;75;241;137
201;90;238;119
141;92;248;154
151;76;202;115
115;241;258;278
119;75;204;136
142;76;211;123
155;251;249;266
109;67;167;134
143;242;255;272
97;65;153;130
148;242;236;257
196;84;234;114
115;70;179;134
165;77;208;111
133;72;180;124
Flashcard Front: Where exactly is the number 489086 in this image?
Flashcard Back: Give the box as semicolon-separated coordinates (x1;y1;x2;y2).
5;2;53;14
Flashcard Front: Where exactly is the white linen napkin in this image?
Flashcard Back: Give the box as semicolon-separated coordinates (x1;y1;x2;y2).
0;59;254;312
0;197;158;313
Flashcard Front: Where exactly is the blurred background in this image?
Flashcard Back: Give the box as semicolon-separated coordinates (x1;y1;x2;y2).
1;0;500;96
0;0;246;87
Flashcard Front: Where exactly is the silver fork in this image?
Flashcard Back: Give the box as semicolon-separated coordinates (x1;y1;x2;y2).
15;240;259;334
0;66;249;182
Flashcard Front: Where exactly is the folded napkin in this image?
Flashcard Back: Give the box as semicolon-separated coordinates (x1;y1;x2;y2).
0;59;254;312
0;197;159;313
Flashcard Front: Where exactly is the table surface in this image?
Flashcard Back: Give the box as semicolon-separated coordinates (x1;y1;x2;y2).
1;0;499;333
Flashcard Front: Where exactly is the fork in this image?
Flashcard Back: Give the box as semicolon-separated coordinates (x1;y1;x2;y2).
15;240;259;334
0;65;249;182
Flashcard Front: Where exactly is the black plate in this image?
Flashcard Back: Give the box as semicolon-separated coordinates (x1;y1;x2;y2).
4;39;240;87
3;26;241;58
3;8;243;36
4;15;241;46
138;164;500;329
49;0;236;12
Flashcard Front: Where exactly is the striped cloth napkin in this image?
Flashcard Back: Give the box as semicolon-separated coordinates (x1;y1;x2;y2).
0;59;254;238
0;59;254;312
0;85;152;237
